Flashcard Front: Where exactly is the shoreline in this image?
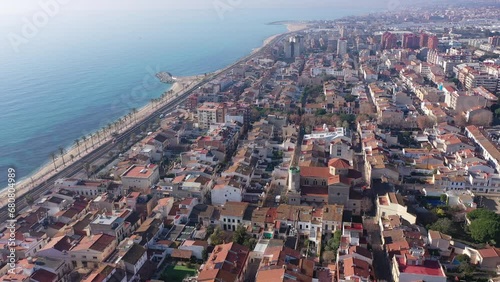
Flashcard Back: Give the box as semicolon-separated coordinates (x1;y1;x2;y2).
0;75;202;205
0;23;311;207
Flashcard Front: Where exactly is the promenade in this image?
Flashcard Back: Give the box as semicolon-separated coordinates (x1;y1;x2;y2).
0;76;201;206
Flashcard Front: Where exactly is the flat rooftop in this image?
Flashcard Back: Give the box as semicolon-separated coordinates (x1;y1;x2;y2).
122;164;157;178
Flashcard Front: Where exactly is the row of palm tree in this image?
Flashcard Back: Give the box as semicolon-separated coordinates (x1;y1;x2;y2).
49;107;140;174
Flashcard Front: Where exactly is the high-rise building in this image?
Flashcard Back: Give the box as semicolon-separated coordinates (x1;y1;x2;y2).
428;35;439;49
489;36;500;47
337;38;348;56
284;35;304;59
419;33;429;48
403;33;420;49
382;32;397;50
339;25;346;38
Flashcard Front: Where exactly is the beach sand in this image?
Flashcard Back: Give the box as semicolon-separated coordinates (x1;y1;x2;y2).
286;23;310;32
0;75;201;207
1;27;289;208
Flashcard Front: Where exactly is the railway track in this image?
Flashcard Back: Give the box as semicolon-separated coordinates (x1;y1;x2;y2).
0;32;287;223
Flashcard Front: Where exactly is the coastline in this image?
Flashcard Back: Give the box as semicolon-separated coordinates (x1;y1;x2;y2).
0;23;310;208
0;75;201;205
252;22;310;54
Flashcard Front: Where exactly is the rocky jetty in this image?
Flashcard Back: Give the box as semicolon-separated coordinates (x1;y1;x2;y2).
156;72;176;84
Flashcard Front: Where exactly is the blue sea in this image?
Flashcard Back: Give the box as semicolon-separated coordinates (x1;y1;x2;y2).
0;7;373;188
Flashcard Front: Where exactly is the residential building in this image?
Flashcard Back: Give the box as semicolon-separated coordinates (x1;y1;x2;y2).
120;164;159;193
197;242;250;282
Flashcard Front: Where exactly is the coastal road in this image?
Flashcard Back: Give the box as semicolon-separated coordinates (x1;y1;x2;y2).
0;32;290;224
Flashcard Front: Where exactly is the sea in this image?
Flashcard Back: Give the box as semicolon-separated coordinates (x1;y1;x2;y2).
0;7;374;188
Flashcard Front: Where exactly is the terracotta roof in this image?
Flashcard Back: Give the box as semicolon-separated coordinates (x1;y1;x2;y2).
299;166;331;178
171;249;193;259
479;248;500;258
30;269;57;282
343;257;372;279
198;243;249;282
328;158;351;169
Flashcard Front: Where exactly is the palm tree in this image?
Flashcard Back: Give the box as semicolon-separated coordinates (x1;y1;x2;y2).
107;123;113;136
58;146;66;166
50;152;58;170
89;134;95;148
74;138;81;157
132;108;138;122
70;154;75;163
84;162;91;178
82;136;88;152
100;128;107;142
96;131;101;145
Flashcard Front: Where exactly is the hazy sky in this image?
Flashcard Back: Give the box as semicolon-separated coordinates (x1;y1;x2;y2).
0;0;390;15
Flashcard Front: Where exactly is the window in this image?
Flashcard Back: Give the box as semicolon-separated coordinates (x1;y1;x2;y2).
92;256;97;259
223;218;226;222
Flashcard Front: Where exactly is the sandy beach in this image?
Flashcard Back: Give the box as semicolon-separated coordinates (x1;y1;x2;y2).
0;75;201;207
286;23;310;32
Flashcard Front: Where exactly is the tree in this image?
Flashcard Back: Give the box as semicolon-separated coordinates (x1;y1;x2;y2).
440;194;447;203
417;115;436;130
50;152;58;170
74;138;81;157
344;94;356;102
495;108;500;118
209;227;224;245
468;209;498;221
202;249;209;261
243;238;257;250
322;250;336;263
361;197;373;214
58;146;66;166
84;162;91;178
469;110;493;127
70;154;75;163
315;109;327;116
455;254;470;263
454;114;467;128
428;218;456;235
81;136;88;152
233;225;247;245
325;230;341;252
469;218;500;244
25;193;35;207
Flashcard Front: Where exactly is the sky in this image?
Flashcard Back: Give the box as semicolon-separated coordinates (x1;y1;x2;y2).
0;0;394;15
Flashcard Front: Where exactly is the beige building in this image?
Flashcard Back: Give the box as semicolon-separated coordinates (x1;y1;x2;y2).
121;164;159;193
197;102;227;129
377;193;416;224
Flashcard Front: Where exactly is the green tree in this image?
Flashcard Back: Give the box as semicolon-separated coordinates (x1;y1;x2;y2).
209;227;224;245
25;194;35;206
440;194;447;203
455;254;470;263
344;94;356;102
315;109;327;116
428;218;456;235
325;230;341;252
233;225;247;245
243;238;257;250
469;218;500;244
495;108;500;118
468;208;498;221
202;249;208;261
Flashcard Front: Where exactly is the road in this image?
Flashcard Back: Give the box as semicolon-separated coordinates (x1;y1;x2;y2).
0;32;289;224
363;216;393;282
